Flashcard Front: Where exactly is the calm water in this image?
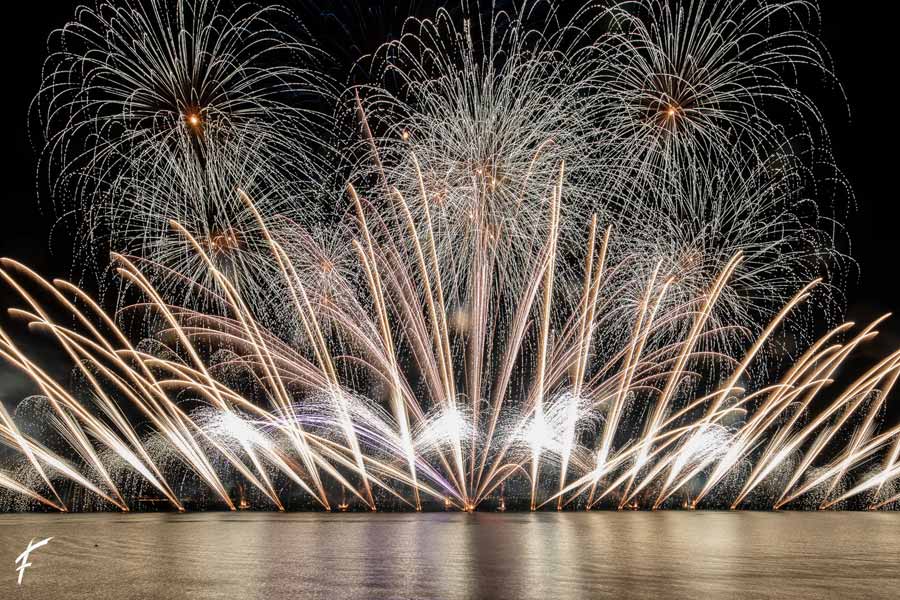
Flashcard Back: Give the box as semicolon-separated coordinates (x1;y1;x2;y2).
1;511;897;599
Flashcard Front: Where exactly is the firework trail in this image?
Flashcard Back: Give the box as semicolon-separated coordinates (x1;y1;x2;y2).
0;193;895;511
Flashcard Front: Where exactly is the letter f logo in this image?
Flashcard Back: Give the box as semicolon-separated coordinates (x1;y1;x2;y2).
15;537;52;585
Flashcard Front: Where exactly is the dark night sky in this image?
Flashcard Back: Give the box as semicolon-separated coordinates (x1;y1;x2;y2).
1;2;897;414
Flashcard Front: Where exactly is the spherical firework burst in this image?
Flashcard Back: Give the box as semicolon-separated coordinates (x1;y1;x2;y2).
35;0;338;267
111;130;324;329
591;0;837;196
612;139;847;358
353;0;610;300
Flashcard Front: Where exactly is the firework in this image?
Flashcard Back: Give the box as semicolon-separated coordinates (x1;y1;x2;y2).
352;0;845;354
34;0;338;272
591;0;837;193
0;188;895;511
352;1;605;300
0;0;893;513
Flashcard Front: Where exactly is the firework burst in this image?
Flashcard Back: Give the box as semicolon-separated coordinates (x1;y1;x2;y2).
0;0;894;513
34;0;337;270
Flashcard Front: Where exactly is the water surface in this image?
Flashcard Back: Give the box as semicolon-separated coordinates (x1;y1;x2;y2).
1;511;897;599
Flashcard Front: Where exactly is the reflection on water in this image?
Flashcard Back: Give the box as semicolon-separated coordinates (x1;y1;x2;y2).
1;511;897;599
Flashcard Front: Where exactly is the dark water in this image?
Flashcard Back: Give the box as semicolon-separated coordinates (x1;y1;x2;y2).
1;511;897;599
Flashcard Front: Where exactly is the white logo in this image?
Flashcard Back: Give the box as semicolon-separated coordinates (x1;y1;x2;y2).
14;537;52;585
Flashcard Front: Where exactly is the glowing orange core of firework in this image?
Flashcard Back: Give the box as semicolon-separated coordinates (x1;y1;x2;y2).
186;112;202;128
208;229;239;255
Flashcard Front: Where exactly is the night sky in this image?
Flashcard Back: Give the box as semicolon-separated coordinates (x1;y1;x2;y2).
1;1;897;417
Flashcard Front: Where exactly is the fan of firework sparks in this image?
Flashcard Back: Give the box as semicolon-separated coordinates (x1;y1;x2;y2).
0;0;895;512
